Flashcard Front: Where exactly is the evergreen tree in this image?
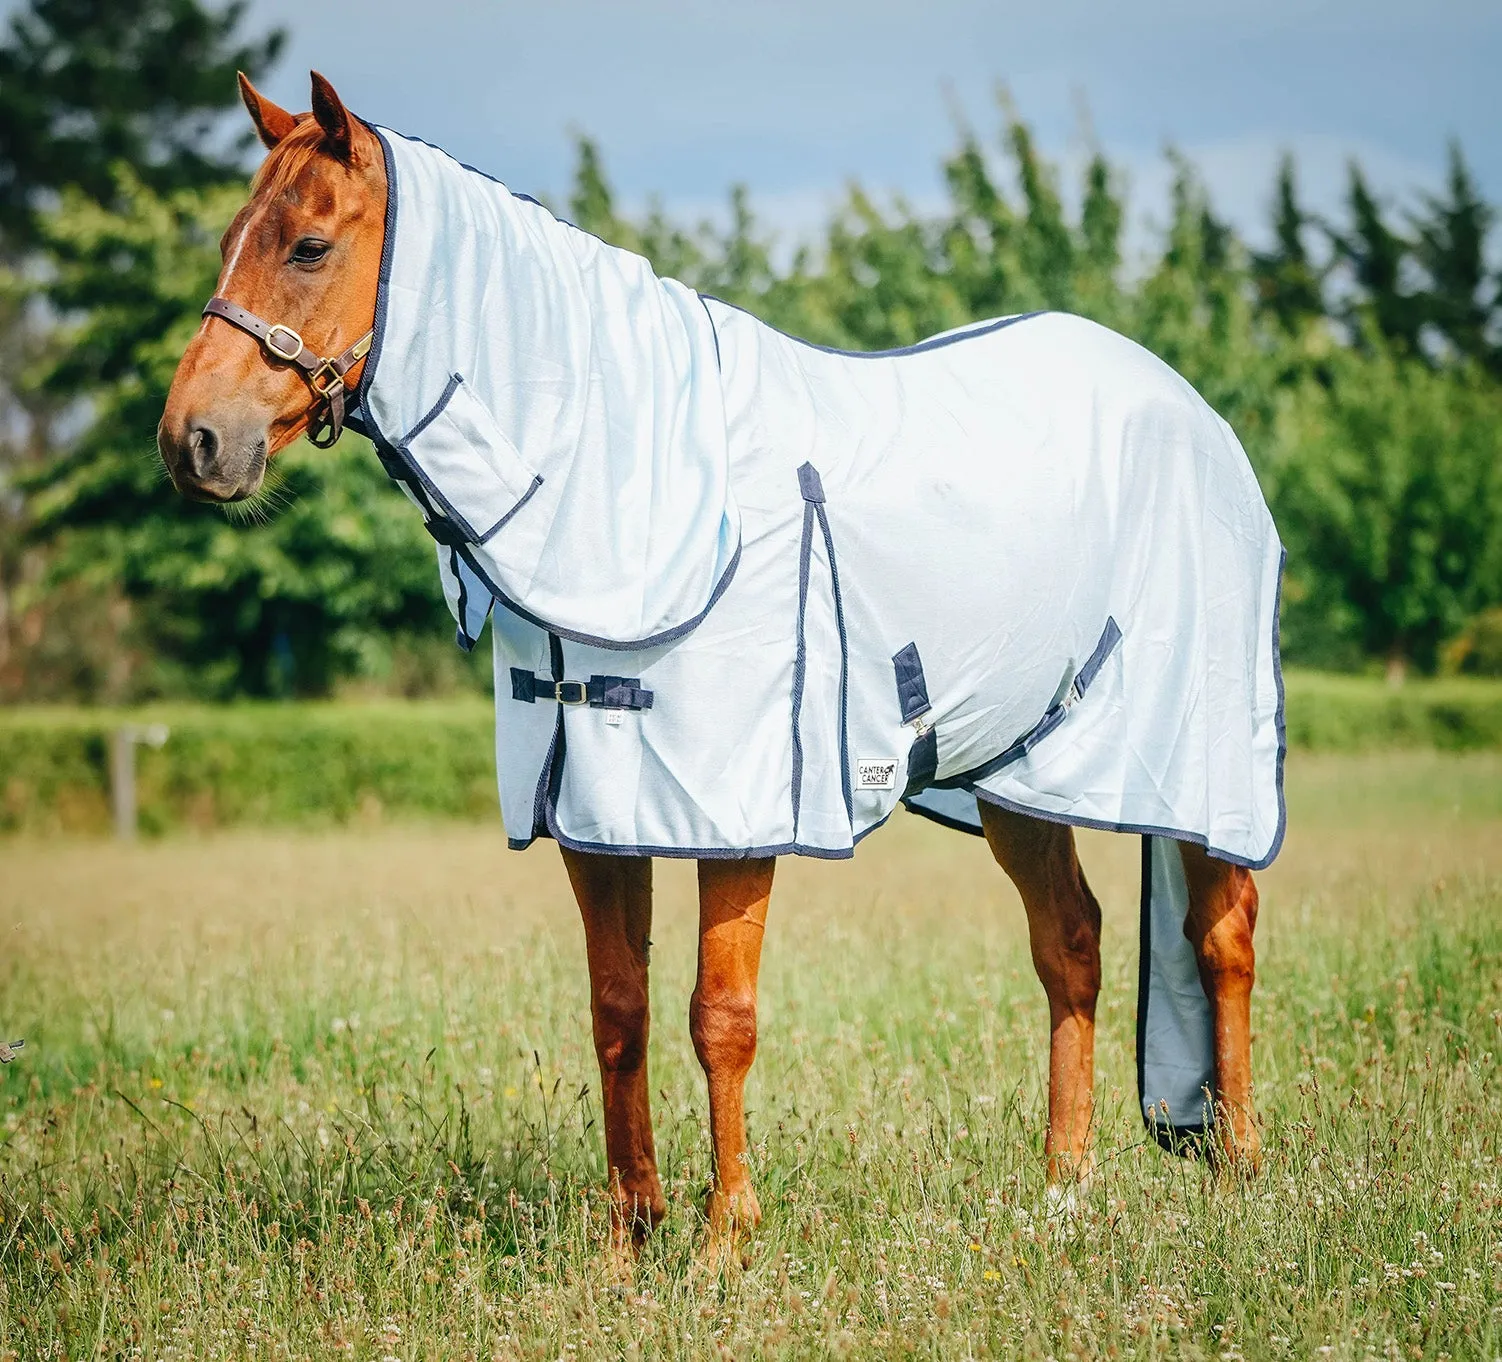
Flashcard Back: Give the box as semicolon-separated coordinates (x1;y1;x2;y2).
1411;140;1497;372
0;0;284;246
1253;153;1325;333
1330;164;1424;353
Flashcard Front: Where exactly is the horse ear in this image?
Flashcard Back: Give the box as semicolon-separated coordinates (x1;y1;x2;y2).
238;72;296;150
309;71;355;163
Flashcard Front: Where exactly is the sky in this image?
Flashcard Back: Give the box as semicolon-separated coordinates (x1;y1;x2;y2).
18;2;1502;257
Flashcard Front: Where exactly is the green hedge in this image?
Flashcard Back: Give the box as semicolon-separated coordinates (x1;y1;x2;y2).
3;672;1501;835
0;701;498;835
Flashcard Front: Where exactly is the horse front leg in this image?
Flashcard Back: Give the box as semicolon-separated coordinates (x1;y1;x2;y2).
691;857;775;1240
978;804;1102;1188
560;848;666;1244
1178;843;1262;1170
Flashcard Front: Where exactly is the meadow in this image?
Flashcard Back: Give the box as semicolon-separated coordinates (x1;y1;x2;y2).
1;749;1499;1359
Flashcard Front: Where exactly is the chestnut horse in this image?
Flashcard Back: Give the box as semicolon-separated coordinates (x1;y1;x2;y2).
159;73;1262;1246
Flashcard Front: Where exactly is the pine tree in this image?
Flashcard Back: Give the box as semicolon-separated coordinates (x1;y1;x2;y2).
1411;140;1497;372
1253;153;1325;333
0;0;284;246
1330;164;1424;353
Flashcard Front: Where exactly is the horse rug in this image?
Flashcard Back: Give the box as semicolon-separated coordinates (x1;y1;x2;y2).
354;127;1287;1148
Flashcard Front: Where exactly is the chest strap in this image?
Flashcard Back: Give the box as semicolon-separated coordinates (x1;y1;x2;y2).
510;669;654;711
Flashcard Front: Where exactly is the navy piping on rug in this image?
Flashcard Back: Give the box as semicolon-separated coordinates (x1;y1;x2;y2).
937;616;1122;791
789;470;817;839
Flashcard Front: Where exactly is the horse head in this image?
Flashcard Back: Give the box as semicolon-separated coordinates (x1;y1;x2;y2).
157;72;386;502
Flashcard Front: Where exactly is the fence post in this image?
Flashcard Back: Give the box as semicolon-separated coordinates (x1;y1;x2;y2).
110;724;170;839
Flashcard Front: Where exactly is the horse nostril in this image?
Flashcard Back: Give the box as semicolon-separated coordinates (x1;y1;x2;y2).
188;424;220;478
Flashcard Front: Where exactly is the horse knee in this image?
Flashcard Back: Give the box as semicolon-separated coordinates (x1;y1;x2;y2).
592;983;650;1073
689;987;758;1076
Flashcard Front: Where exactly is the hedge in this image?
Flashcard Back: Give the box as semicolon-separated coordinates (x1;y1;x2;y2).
3;671;1500;835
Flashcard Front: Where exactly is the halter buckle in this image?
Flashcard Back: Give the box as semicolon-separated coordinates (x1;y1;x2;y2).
309;358;344;396
265;324;305;362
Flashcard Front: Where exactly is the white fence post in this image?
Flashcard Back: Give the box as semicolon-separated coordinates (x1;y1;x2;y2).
109;724;170;839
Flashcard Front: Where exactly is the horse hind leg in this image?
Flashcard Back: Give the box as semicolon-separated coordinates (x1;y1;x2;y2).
978;804;1102;1187
1178;842;1262;1170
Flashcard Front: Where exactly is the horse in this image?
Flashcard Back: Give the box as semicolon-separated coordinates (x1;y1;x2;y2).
159;72;1271;1249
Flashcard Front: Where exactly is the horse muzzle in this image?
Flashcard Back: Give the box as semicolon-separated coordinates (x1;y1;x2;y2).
157;416;268;502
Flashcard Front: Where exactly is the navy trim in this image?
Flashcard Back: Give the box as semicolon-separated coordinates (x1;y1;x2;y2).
900;794;984;837
969;788;1279;872
1264;548;1289;867
354;121;399;422
396;371;545;546
402;372;462;445
452;527;741;653
700;295;722;370
940;617;1122;790
814;500;853;829
789;498;815;838
702;295;1047;359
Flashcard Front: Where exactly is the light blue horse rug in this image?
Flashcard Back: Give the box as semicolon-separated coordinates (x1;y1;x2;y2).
352;128;1287;1150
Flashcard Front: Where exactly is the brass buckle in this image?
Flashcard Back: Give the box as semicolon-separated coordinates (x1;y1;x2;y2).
309;358;343;396
266;324;305;362
554;680;589;705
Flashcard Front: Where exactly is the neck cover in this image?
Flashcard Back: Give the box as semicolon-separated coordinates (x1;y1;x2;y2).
360;128;738;648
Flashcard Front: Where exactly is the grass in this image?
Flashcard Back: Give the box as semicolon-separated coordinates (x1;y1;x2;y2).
0;750;1499;1359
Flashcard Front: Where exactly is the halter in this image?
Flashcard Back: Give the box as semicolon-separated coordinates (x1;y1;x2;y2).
202;296;373;448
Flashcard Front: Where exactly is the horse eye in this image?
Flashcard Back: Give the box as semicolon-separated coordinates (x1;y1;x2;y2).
290;238;331;266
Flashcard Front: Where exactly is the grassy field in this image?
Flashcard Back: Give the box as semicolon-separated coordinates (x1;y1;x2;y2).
1;751;1500;1359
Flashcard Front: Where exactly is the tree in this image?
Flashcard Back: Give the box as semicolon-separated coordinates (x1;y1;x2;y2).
1253;154;1326;334
0;0;284;247
1411;140;1498;372
1329;164;1425;353
1273;344;1502;678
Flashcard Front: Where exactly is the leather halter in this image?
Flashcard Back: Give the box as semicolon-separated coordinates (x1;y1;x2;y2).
202;296;373;448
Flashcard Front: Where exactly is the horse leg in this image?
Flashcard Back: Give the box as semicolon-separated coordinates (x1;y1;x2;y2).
560;847;666;1243
1178;843;1262;1169
691;857;775;1239
978;804;1102;1186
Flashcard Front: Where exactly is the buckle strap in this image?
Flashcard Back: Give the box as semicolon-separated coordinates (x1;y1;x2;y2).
509;669;654;711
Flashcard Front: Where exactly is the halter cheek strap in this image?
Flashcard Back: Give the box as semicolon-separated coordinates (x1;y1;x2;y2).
202;296;373;449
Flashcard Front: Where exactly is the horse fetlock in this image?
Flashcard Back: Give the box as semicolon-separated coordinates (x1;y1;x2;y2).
706;1181;762;1234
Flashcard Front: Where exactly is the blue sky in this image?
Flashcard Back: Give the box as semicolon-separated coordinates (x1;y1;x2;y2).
21;2;1502;257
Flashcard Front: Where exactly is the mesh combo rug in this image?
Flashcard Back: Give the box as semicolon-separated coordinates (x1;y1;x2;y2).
351;127;1287;1149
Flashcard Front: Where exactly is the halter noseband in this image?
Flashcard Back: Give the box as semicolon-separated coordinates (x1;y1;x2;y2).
202;296;373;449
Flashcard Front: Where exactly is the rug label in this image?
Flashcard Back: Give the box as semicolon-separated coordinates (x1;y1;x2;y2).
855;758;899;790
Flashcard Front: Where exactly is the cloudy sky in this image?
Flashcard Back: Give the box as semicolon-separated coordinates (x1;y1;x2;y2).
46;2;1502;256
